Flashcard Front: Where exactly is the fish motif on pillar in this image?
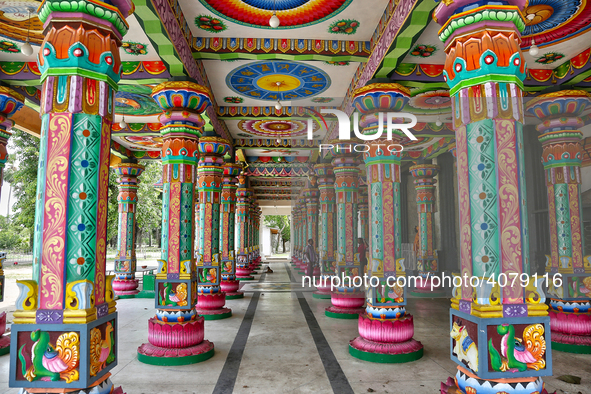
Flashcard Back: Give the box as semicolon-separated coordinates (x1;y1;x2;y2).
220;163;243;299
195;137;232;319
526;90;591;354
313;163;336;298
409;164;443;297
137;81;215;365
434;1;552;391
324;143;365;319
112;163;145;297
348;83;423;363
9;0;134;391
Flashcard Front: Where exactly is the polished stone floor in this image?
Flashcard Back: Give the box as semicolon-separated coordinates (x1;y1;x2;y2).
1;261;590;394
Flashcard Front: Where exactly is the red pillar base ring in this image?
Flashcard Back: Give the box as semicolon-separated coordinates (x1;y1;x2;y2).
113;278;139;296
137;340;215;366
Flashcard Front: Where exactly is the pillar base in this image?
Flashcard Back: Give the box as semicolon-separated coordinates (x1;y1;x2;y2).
325;306;365;319
225;292;245;299
441;367;547;394
0;344;8;357
197;293;232;320
221;280;244;299
551;333;591;353
113;278;139;297
348;341;423;363
313;292;331;299
137;340;215;366
237;276;254;281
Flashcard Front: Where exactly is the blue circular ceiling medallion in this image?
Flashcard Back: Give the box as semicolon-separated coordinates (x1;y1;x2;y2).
226;60;331;101
241;0;310;11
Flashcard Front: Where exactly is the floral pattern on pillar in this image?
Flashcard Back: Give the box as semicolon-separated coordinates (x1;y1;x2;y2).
314;163;336;298
527;90;591;353
236;174;253;280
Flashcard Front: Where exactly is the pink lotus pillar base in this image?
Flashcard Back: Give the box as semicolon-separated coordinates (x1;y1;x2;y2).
221;279;244;298
549;310;591;351
196;293;232;319
137;316;215;364
349;314;423;362
0;312;9;356
236;267;254;280
113;278;139;296
325;292;365;318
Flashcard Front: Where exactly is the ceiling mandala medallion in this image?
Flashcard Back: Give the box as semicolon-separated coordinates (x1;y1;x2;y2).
328;19;359;34
226;60;330;101
238;119;319;138
195;14;228;33
199;0;353;29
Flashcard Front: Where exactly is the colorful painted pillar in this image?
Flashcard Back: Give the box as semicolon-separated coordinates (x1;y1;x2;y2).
236;175;254;280
303;176;320;276
313;163;336;299
220;163;243;299
137;81;214;365
250;201;261;268
348;83;423;363
0;86;24;305
292;204;302;268
296;197;308;273
247;196;258;272
358;186;369;277
9;0;134;390
195;137;232;320
409;163;444;297
526;91;591;353
325;148;365;319
435;1;552;391
112;163;145;298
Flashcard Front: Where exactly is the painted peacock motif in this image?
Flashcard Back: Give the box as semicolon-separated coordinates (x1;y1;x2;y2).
89;322;115;376
488;323;546;372
18;330;80;383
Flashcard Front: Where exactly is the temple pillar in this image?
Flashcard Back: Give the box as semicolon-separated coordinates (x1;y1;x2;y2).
247;196;259;273
303;175;320;277
9;0;134;390
348;83;423;363
112;163;145;297
137;81;214;365
409;163;444;297
292;204;302;269
220;163;243;299
236;175;254;280
434;2;552;391
526;91;591;353
296;197;308;273
313;163;336;298
325;148;365;318
358;186;369;277
195;137;232;320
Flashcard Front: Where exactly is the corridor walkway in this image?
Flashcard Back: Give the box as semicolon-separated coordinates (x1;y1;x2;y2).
1;261;590;394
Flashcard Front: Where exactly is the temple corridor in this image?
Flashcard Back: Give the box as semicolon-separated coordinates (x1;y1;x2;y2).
2;261;589;394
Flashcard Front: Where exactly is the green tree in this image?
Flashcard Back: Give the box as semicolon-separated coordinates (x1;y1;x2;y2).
135;160;162;247
263;215;290;253
3;129;40;248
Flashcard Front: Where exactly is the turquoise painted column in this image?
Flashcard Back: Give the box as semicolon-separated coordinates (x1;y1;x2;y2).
10;0;133;390
137;81;214;366
409;163;444;297
112;163;145;297
435;1;551;391
220;163;243;299
313;163;336;298
195;137;232;319
526;91;591;354
325;149;365;319
236;174;253;280
348;83;423;363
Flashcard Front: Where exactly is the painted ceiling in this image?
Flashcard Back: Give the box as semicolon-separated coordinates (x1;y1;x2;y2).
3;0;591;200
